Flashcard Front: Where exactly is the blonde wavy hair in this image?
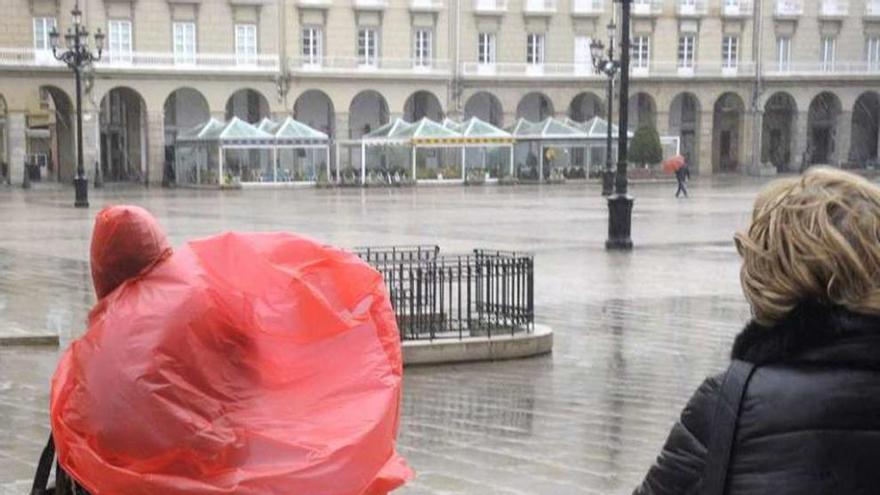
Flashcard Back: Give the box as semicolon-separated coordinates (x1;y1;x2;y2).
735;167;880;326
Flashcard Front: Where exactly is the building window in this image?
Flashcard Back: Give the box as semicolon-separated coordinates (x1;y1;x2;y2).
527;33;544;65
302;27;322;66
722;36;738;69
173;22;196;64
358;28;378;67
632;36;650;69
108;19;133;63
868;37;880;71
33;17;57;51
821;36;836;72
478;32;496;65
235;24;257;64
413;29;432;67
777;36;791;71
678;34;696;69
574;36;593;72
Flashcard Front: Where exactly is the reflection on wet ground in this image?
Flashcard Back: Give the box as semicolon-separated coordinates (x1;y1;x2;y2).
0;179;761;493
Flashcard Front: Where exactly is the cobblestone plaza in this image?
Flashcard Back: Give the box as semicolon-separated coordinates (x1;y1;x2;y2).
0;179;760;494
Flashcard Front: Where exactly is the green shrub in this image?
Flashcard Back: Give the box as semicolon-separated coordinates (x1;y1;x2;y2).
629;125;663;168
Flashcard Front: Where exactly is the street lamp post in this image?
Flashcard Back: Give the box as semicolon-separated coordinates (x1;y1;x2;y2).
591;23;620;197
605;0;634;251
49;2;103;208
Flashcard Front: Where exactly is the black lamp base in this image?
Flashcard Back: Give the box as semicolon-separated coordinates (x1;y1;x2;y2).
606;194;634;251
74;176;89;208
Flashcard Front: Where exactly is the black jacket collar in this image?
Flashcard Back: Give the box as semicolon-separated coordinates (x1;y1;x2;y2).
732;303;880;368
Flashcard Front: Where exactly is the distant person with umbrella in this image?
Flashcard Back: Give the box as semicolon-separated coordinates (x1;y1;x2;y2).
663;154;690;198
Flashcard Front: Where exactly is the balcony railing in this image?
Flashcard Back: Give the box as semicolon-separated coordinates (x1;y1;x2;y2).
473;0;508;12
523;0;557;14
868;0;880;17
410;0;443;10
765;61;880;76
461;60;759;78
0;48;279;71
632;0;662;16
775;0;803;17
721;0;753;17
571;0;603;15
819;0;848;17
297;0;332;6
677;0;707;16
354;0;388;9
290;56;451;75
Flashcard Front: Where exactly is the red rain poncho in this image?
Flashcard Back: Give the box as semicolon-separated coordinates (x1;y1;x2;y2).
50;205;412;494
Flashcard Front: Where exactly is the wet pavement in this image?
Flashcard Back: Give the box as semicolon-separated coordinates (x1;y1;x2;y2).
0;178;763;494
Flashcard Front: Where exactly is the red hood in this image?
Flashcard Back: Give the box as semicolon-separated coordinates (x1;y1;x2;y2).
90;205;171;299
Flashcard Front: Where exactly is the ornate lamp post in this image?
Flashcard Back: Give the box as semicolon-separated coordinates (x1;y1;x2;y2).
49;2;104;208
591;22;619;197
605;0;634;251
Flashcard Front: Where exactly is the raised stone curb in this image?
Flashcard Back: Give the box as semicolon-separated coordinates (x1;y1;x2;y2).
0;334;59;346
402;324;553;366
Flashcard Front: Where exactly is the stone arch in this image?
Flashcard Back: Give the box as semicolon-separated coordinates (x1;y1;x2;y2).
29;86;76;183
294;89;336;138
163;87;210;184
762;91;797;172
807;91;843;165
569;92;605;122
849;91;880;166
225;88;270;124
464;92;504;127
349;90;389;139
712;92;746;173
516;92;554;121
627;92;657;130
669;93;702;170
404;90;444;121
99;86;149;182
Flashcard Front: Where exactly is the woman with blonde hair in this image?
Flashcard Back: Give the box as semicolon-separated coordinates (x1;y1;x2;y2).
634;167;880;495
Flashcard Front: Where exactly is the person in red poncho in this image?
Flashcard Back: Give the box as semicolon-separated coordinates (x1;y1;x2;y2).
33;205;412;495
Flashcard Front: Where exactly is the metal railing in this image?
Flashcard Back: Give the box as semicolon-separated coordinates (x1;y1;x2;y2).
524;0;557;13
410;0;444;9
472;0;509;12
461;60;757;78
0;48;279;71
721;0;754;16
819;0;849;17
632;0;663;15
297;0;332;5
571;0;603;14
354;0;388;8
765;61;880;76
357;246;535;341
677;0;708;16
290;56;451;75
775;0;803;16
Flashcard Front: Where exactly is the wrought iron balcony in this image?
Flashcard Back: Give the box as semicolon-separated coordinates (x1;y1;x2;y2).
819;0;849;18
775;0;803;17
677;0;707;17
290;56;451;77
571;0;603;16
353;0;388;10
632;0;662;16
410;0;443;11
721;0;754;18
523;0;557;15
472;0;508;14
0;48;279;72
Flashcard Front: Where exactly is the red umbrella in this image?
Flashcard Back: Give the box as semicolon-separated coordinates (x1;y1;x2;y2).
662;154;686;174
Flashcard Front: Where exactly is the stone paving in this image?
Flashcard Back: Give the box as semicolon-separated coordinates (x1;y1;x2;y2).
0;178;767;493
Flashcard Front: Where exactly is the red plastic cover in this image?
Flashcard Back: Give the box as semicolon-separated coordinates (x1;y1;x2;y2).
51;206;412;494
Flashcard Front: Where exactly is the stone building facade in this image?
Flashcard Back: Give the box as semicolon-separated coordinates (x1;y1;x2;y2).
1;0;879;185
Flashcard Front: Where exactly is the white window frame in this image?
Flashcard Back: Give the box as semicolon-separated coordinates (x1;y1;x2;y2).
235;24;258;65
358;28;378;68
478;32;496;73
33;17;57;64
868;37;880;72
722;35;738;72
678;34;696;71
173;22;196;65
777;36;791;71
821;36;836;72
632;36;650;71
108;19;133;64
526;32;545;74
302;26;322;67
413;29;432;68
574;36;593;74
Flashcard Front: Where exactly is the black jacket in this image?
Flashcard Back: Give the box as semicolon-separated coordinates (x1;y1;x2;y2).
634;304;880;495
